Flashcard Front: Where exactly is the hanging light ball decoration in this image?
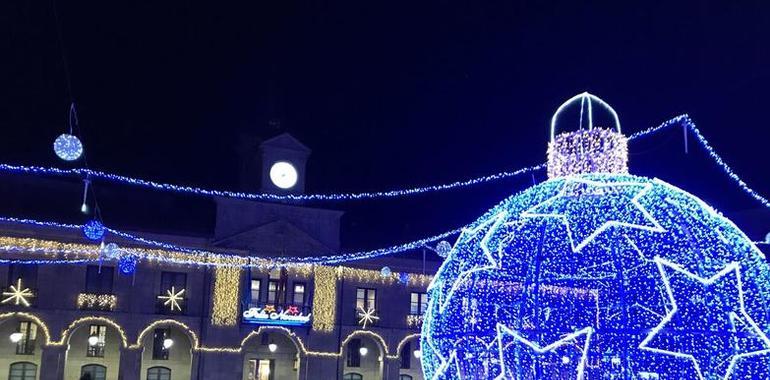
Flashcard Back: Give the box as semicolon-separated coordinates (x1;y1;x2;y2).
100;242;120;259
53;133;83;161
398;272;410;285
380;266;392;278
421;93;770;380
436;240;452;258
118;253;138;275
82;220;105;241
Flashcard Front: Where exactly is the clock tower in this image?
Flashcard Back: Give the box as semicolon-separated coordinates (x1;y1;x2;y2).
257;133;311;194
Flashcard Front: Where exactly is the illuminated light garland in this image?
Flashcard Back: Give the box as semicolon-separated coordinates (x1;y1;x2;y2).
132;319;200;349
391;333;421;360
406;314;424;328
311;266;337;333
76;293;117;311
0;312;52;346
210;267;241;326
421;172;770;378
53;316;129;347
547;128;628;178
0;163;545;202
497;325;594;380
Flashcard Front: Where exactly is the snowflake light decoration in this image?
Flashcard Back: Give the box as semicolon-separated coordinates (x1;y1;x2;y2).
421;93;770;379
2;278;35;307
158;286;186;312
357;306;380;329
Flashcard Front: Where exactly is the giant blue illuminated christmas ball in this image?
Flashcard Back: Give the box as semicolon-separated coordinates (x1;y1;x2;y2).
422;93;770;379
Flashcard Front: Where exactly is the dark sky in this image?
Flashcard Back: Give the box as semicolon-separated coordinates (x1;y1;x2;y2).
2;1;770;252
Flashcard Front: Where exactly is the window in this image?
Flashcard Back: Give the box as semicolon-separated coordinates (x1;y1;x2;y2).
250;279;261;305
8;265;37;288
343;374;363;380
267;280;280;304
292;283;305;306
400;342;411;369
15;321;36;355
356;288;376;311
8;362;36;380
399;376;414;380
346;339;361;367
160;272;186;292
85;265;114;294
86;325;107;357
146;367;171;380
152;328;170;360
410;292;428;315
81;364;106;380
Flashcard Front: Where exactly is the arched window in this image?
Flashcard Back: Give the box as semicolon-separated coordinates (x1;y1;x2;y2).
146;366;171;380
81;364;107;380
8;362;36;380
342;373;363;380
399;375;414;380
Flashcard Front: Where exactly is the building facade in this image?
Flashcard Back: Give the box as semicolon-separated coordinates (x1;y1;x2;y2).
0;134;434;380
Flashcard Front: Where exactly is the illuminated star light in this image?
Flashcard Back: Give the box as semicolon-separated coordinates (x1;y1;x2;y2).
1;278;34;307
496;324;593;380
435;211;508;313
639;257;770;380
521;178;665;252
357;306;379;329
158;286;186;311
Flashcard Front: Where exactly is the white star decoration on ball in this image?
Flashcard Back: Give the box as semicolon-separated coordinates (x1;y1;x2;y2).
639;257;770;380
496;325;594;380
158;286;186;311
1;278;34;307
521;178;665;252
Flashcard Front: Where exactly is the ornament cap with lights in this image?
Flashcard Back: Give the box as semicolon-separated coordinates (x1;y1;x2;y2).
547;92;628;178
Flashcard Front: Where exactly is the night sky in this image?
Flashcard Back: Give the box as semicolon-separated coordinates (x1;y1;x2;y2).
2;1;770;254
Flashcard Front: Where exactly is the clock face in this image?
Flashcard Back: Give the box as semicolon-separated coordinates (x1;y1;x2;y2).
269;161;298;189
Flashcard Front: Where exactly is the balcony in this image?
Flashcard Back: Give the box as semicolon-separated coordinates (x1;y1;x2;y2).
242;302;312;326
77;293;117;311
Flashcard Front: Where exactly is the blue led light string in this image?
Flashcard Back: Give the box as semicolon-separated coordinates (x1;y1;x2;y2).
0;163;546;202
0;114;766;206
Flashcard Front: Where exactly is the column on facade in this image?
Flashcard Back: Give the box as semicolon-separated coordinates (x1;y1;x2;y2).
39;345;66;380
117;347;141;380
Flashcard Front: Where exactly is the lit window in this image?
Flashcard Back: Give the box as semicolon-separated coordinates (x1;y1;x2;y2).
152;328;170;360
81;365;106;380
15;322;36;355
356;288;376;311
292;283;305;306
86;325;107;357
267;280;280;304
410;292;428;315
250;279;261;306
8;362;36;380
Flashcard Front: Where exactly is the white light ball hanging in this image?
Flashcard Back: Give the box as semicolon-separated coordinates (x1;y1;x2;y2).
163;338;174;349
9;332;23;343
436;240;452;258
380;266;392;278
359;347;368;356
53;133;83;161
268;343;278;352
88;335;99;346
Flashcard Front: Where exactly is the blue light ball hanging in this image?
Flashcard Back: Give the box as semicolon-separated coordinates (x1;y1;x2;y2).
380;266;392;278
436;240;452;258
421;93;770;380
53;133;83;161
82;219;105;241
118;253;138;275
398;272;410;284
